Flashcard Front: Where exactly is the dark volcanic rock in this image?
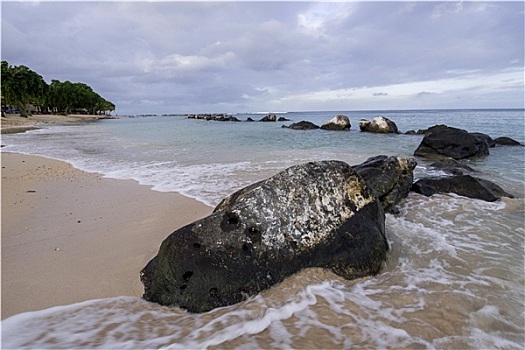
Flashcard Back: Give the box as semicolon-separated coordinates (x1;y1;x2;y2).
411;175;514;202
188;114;238;121
321;115;351;131
414;125;490;160
471;132;495;148
353;155;417;213
283;121;320;130
359;116;399;134
278;117;291;122
429;158;477;176
217;116;240;122
494;137;523;146
141;161;388;313
260;114;277;122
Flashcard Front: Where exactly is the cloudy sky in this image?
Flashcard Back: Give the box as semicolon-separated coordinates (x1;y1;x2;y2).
2;1;524;115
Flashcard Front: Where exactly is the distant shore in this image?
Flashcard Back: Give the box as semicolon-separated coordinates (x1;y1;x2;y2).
1;152;212;319
1;113;119;134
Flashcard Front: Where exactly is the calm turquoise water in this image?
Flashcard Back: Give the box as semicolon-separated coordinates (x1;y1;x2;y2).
2;109;524;349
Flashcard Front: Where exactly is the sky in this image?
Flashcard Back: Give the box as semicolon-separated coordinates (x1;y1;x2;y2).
1;1;524;115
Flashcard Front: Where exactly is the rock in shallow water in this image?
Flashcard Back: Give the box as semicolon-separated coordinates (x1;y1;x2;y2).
353;155;417;214
411;175;514;202
259;114;277;122
141;161;388;313
321;115;351;131
282;120;320;130
359;116;399;134
414;125;490;160
494;136;523;146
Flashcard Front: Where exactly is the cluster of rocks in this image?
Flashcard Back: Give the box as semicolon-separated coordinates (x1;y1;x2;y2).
408;124;518;201
142;156;414;313
280;115;399;134
257;113;291;122
281;113;522;158
141;144;517;313
188;113;292;122
282;115;352;131
413;124;522;159
186;113;523;152
250;114;291;122
142;114;521;313
187;114;241;122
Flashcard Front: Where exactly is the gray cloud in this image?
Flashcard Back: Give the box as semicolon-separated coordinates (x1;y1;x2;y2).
2;1;523;114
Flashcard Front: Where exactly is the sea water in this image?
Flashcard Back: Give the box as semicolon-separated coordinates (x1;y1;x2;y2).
1;109;524;349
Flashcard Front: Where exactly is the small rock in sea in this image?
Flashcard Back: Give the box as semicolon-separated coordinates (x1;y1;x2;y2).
277;117;290;122
359;116;399;134
259;114;277;122
494;136;523;146
282;121;320;130
321;115;351;131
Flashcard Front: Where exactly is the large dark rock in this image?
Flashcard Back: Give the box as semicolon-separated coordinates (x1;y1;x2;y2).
359;116;399;134
411;175;514;202
283;121;320;130
494;136;523;146
321;115;351;131
414;125;490;160
141;161;388;312
353;155;417;213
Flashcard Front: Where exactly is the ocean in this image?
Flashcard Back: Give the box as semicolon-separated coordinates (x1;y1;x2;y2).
2;109;524;349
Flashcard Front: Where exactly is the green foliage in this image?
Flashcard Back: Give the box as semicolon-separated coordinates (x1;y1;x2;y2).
1;61;115;116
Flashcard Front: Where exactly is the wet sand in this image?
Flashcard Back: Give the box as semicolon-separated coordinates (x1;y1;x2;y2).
1;114;116;134
1;152;212;319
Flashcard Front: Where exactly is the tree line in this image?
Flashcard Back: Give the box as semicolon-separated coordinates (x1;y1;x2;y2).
1;61;115;117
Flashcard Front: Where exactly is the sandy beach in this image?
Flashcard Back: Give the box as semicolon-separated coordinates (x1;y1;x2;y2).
1;152;212;319
1;114;116;134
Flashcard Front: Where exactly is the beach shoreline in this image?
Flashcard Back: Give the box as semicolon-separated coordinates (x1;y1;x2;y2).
1;152;212;319
1;113;118;134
